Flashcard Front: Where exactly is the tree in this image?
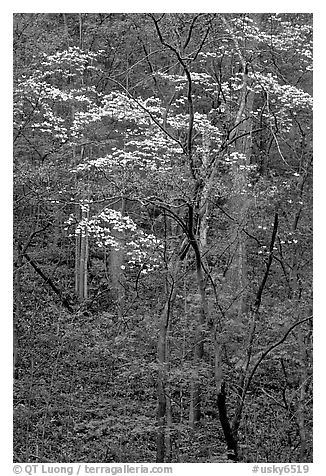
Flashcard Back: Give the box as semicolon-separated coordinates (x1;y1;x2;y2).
13;13;312;463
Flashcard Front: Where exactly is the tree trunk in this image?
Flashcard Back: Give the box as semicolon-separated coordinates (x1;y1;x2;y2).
110;198;126;318
74;141;89;302
165;340;173;462
289;191;311;461
80;205;89;300
78;13;83;49
228;89;254;318
189;130;213;426
296;325;308;461
217;383;238;460
14;242;22;379
75;216;80;296
75;204;89;301
62;13;69;49
156;260;180;462
222;13;259;319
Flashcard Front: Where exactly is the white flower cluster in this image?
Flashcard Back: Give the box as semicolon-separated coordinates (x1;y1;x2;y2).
278;84;313;109
264;18;312;55
71;105;102;138
73;208;163;271
251;72;312;132
198;52;218;59
125;230;164;271
75;125;184;174
14;76;71;142
101;92;150;125
188;72;213;85
14;77;71;103
14;47;106;145
14;78;101;143
155;72;187;85
230;15;312;63
40;46;102;78
224;151;247;164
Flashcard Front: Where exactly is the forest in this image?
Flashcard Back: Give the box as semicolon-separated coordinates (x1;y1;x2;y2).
13;13;313;464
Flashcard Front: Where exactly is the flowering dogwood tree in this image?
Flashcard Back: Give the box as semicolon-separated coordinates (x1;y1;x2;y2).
14;13;312;463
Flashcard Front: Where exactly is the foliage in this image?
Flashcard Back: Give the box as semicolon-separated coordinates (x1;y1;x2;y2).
13;13;312;464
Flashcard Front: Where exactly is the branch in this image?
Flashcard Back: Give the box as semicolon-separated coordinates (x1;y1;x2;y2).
140;43;163;97
19;223;51;257
222;127;265;152
22;251;74;313
191;23;211;62
254;212;278;310
186;203;203;273
245;316;313;393
142;197;188;234
221;15;248;128
232;315;312;432
221;15;246;72
183;14;201;50
107;76;185;153
149;14;196;176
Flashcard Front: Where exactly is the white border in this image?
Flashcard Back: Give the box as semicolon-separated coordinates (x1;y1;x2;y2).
2;3;324;474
